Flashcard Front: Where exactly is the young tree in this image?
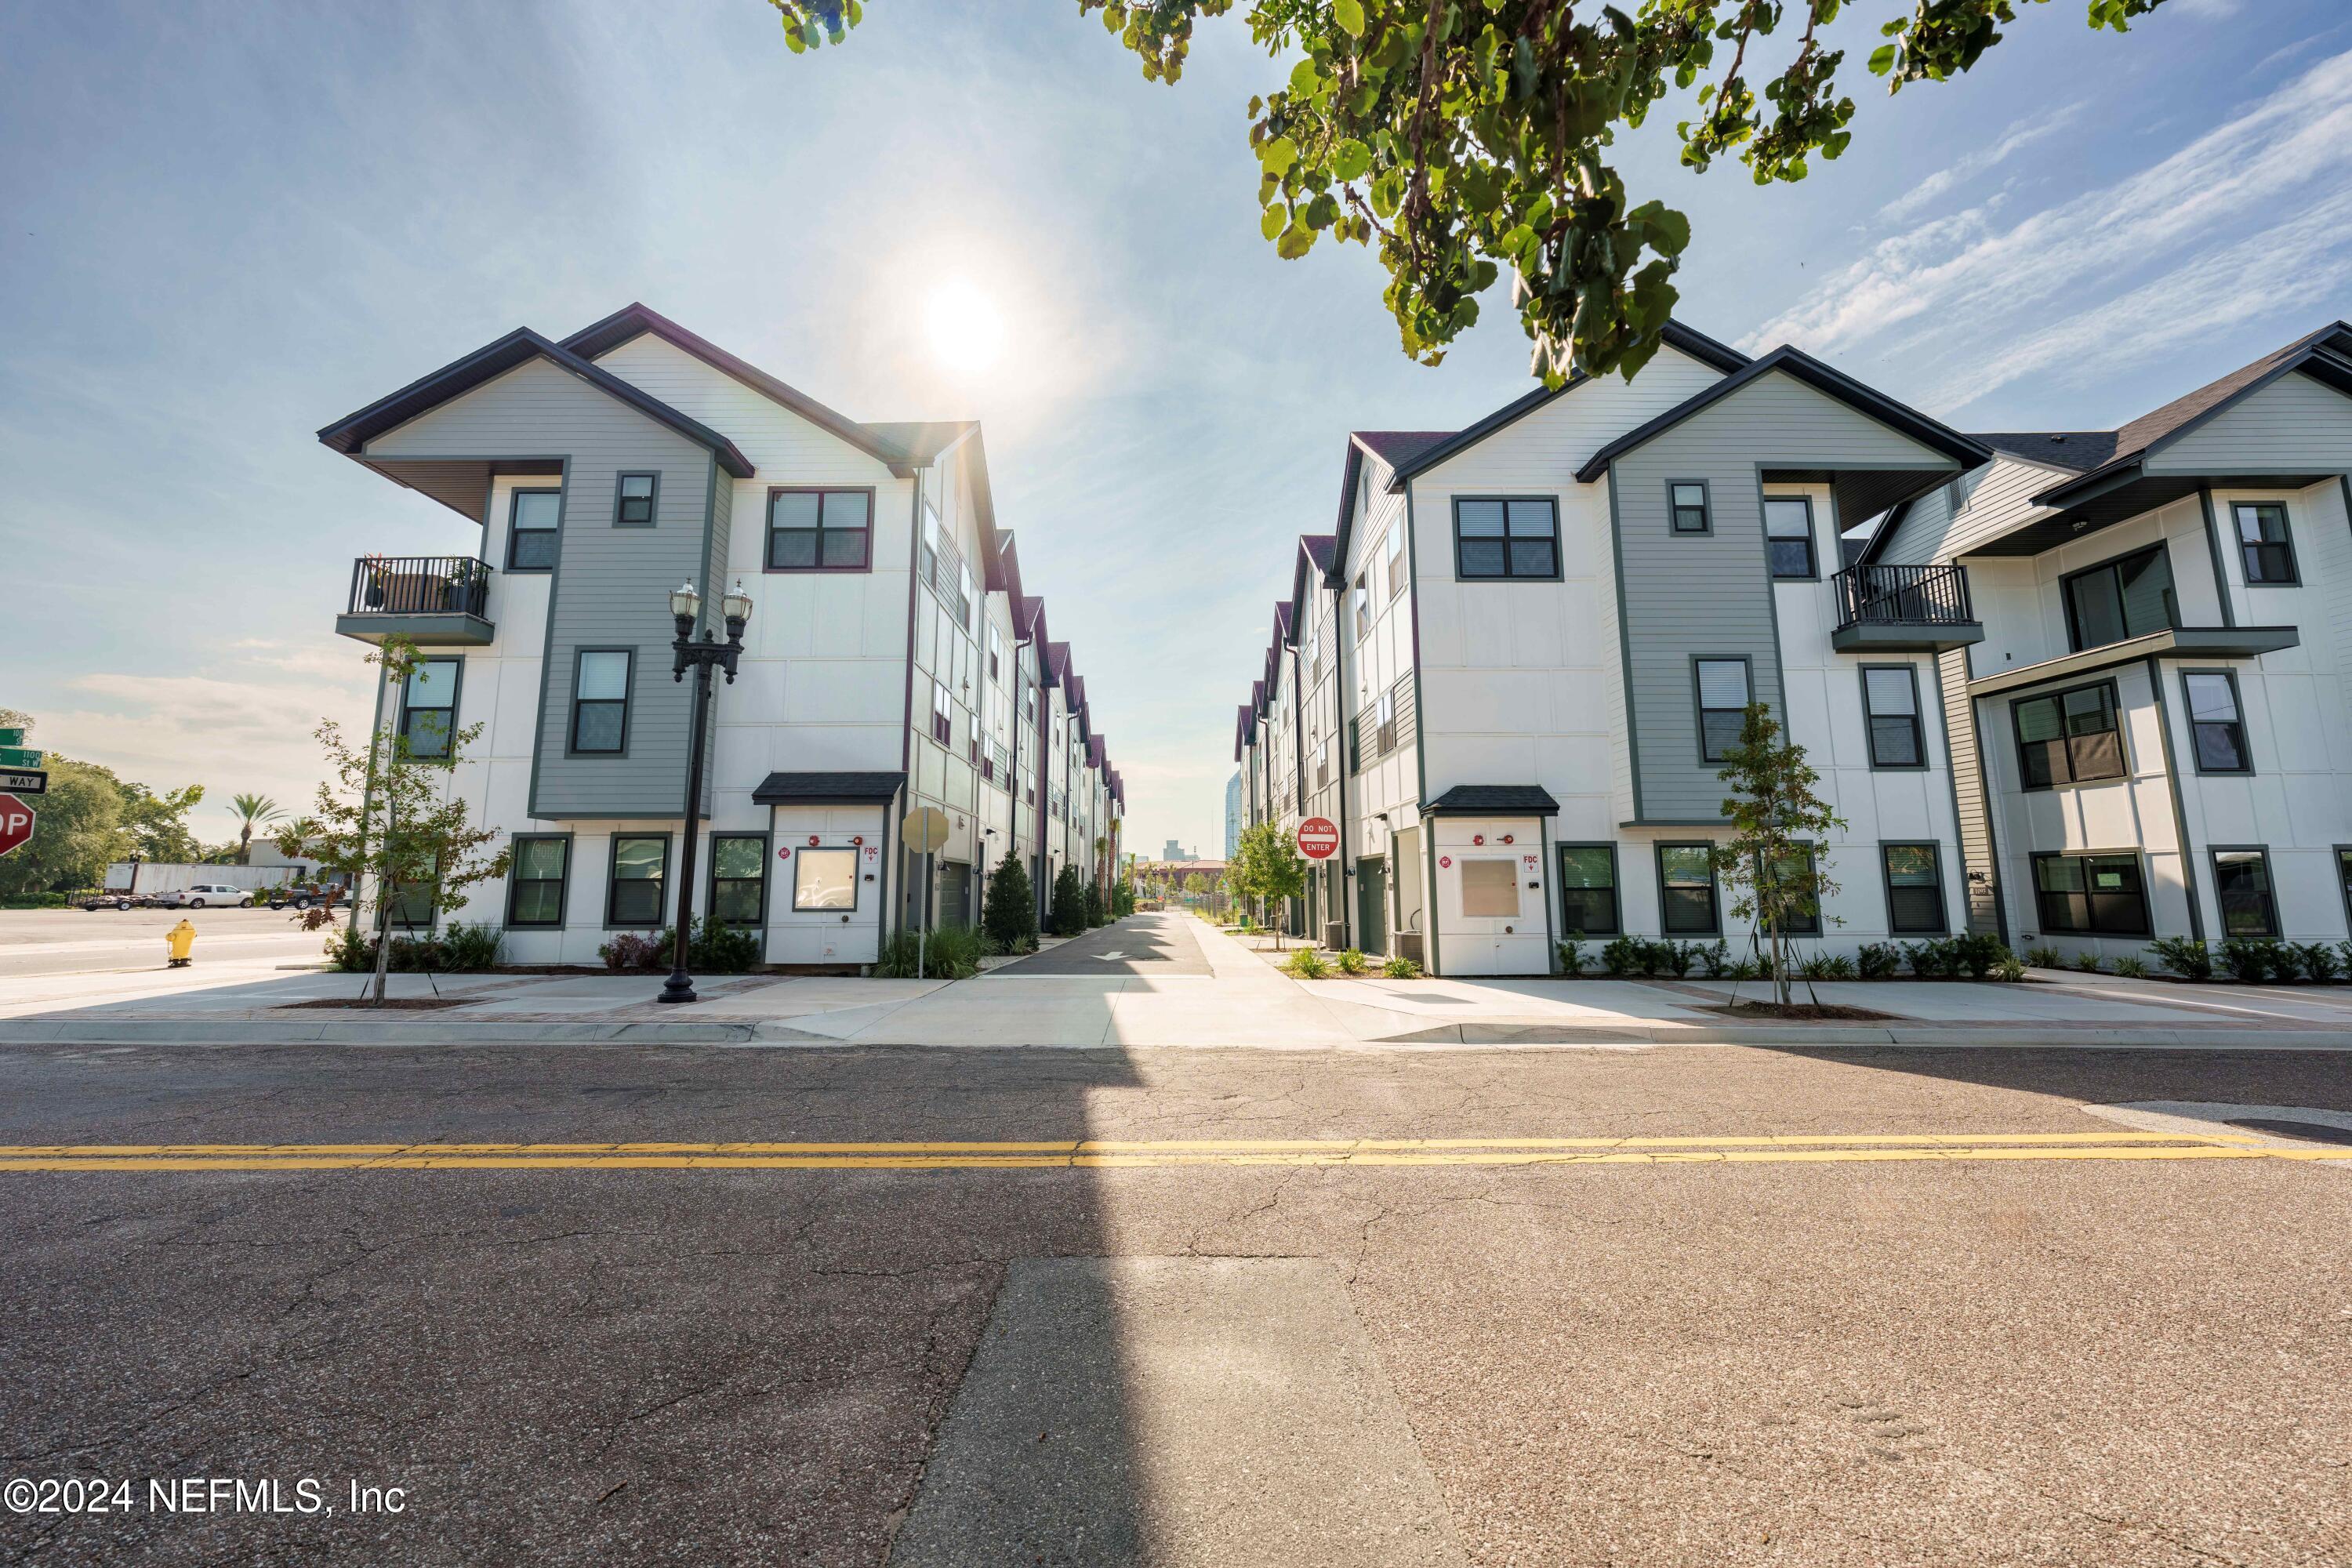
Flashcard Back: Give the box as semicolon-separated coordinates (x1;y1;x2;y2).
1711;702;1847;1007
229;793;285;866
1050;864;1088;937
774;1;2169;379
983;848;1038;952
1083;878;1108;927
1232;820;1307;948
278;637;510;1004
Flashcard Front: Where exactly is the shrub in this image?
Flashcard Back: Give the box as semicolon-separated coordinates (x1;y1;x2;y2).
440;920;502;971
873;924;985;979
386;934;448;972
1904;939;1952;979
1823;953;1857;980
1556;932;1587;975
1660;940;1697;978
688;916;761;973
1283;947;1330;978
324;926;376;972
1599;935;1645;978
2147;937;2213;982
2025;946;2063;970
2341;939;2352;979
1956;934;2007;979
2073;951;2103;974
599;932;661;972
2111;955;2148;979
1693;939;1731;978
1798;950;1831;982
1111;880;1137;917
982;851;1037;953
1726;957;1762;981
1083;880;1108;928
1993;955;2026;982
2293;942;2342;984
2220;938;2281;984
1050;866;1087;937
1336;947;1369;975
1381;954;1423;978
1857;942;1899;980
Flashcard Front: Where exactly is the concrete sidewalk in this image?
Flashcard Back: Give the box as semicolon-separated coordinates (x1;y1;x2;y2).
1;913;2348;1049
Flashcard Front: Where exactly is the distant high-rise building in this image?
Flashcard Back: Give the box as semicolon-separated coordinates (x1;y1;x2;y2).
1224;772;1241;859
1163;838;1186;862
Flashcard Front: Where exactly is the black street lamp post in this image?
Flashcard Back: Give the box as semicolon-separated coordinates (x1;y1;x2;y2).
659;579;753;1005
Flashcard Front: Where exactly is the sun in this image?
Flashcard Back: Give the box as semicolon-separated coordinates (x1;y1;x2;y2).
926;278;1005;375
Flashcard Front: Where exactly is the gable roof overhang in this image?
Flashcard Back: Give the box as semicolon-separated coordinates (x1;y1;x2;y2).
1570;347;1992;517
1235;704;1255;761
317;327;755;513
989;529;1025;601
1014;594;1047;648
1044;640;1071;692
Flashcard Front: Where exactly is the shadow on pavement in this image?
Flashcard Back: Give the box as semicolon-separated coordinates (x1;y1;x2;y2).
1751;1042;2352;1116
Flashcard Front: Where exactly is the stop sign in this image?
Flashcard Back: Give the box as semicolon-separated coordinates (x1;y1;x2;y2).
1296;816;1340;860
0;793;34;858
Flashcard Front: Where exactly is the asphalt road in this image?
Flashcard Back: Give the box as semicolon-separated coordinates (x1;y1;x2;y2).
0;908;328;980
1;1040;2347;1566
996;913;1214;975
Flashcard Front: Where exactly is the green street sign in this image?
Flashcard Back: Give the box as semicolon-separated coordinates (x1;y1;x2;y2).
0;747;40;768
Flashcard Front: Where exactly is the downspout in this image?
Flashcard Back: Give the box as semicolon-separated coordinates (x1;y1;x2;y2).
895;468;925;940
1290;639;1308;936
1331;574;1353;949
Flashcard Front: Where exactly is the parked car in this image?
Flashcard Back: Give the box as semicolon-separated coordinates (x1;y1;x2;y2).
79;891;156;910
154;884;255;909
266;883;345;912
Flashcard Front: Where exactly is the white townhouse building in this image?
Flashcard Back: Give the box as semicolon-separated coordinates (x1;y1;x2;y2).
1867;321;2352;961
1236;323;1991;975
319;304;1122;968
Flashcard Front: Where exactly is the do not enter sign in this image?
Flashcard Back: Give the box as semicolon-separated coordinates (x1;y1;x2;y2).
0;793;34;858
1296;817;1340;860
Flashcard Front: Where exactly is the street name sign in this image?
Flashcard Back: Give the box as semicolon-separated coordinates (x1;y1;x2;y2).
1297;817;1340;860
0;794;34;858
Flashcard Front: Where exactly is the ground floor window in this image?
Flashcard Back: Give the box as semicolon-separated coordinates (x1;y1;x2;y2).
710;834;768;925
2210;848;2278;938
507;837;568;927
1557;845;1619;936
1881;844;1945;934
1657;844;1719;935
2031;851;2148;936
607;835;669;927
1758;845;1820;936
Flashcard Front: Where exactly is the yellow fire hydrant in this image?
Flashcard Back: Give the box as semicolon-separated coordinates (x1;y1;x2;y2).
165;919;197;968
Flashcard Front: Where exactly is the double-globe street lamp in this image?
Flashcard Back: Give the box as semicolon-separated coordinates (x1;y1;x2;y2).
659;579;753;1004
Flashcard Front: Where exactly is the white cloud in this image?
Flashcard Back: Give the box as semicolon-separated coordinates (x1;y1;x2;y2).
1877;107;2077;223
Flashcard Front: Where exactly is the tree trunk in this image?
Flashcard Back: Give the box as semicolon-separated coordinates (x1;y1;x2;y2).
237;827;252;866
369;793;394;1005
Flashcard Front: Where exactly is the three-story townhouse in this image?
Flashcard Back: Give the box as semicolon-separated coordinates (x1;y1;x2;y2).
1867;321;2352;959
321;304;1123;969
1232;323;1991;975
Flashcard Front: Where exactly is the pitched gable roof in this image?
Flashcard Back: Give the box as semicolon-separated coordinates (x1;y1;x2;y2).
1972;432;2119;472
318;326;754;478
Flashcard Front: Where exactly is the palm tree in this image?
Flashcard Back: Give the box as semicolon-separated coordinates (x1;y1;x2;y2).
230;793;285;866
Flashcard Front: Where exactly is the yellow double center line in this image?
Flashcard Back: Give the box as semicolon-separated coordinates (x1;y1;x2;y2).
0;1131;2342;1172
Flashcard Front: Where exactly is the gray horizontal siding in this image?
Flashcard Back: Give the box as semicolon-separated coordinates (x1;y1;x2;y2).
2150;369;2352;473
1939;647;2002;937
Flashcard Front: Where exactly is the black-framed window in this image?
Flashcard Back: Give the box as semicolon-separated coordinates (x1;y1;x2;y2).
507;836;569;927
2233;503;2297;585
614;472;657;527
793;847;858;911
384;868;437;931
1758;844;1820;935
2211;848;2278;938
2337;846;2352;930
2062;544;2174;652
710;834;768;926
931;681;953;746
1374;687;1396;754
397;657;460;760
607;835;669;927
2012;680;2124;789
506;488;561;571
2182;671;2250;773
1385;522;1408;598
1882;843;1945;934
1669;481;1711;535
1558;844;1620;935
765;488;872;571
1454;498;1559;579
570;650;633;754
1763;496;1816;579
2031;851;2149;935
1695;659;1751;763
1658;843;1719;935
1862;665;1925;769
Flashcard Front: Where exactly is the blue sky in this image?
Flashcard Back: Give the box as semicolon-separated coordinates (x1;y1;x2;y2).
2;0;2347;858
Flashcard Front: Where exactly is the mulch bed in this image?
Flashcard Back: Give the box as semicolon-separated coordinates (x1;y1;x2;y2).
275;997;476;1011
1700;1001;1900;1022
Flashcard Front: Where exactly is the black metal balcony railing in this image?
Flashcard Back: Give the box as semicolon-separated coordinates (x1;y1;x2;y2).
347;556;492;619
1831;562;1974;629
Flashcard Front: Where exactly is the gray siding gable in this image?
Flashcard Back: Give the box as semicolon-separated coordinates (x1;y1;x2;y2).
365;355;726;820
2147;369;2352;474
1610;371;1963;820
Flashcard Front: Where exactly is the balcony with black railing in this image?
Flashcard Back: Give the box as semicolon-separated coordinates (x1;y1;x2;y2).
336;555;496;645
1829;562;1984;652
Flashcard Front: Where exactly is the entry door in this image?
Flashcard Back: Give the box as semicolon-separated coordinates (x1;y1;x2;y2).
1357;857;1388;956
937;860;972;927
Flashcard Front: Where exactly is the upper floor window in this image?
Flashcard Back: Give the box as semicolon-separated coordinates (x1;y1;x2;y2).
1862;666;1924;769
613;472;657;528
569;649;632;754
1353;572;1370;639
2182;671;2250;773
1694;659;1751;763
398;657;460;760
2063;544;2172;652
767;488;871;571
988;622;1004;683
2012;680;2123;790
1669;481;1711;535
931;681;952;746
507;488;561;572
1454;498;1559;579
1374;687;1396;753
1763;496;1816;579
1385;524;1408;598
2233;503;2298;585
